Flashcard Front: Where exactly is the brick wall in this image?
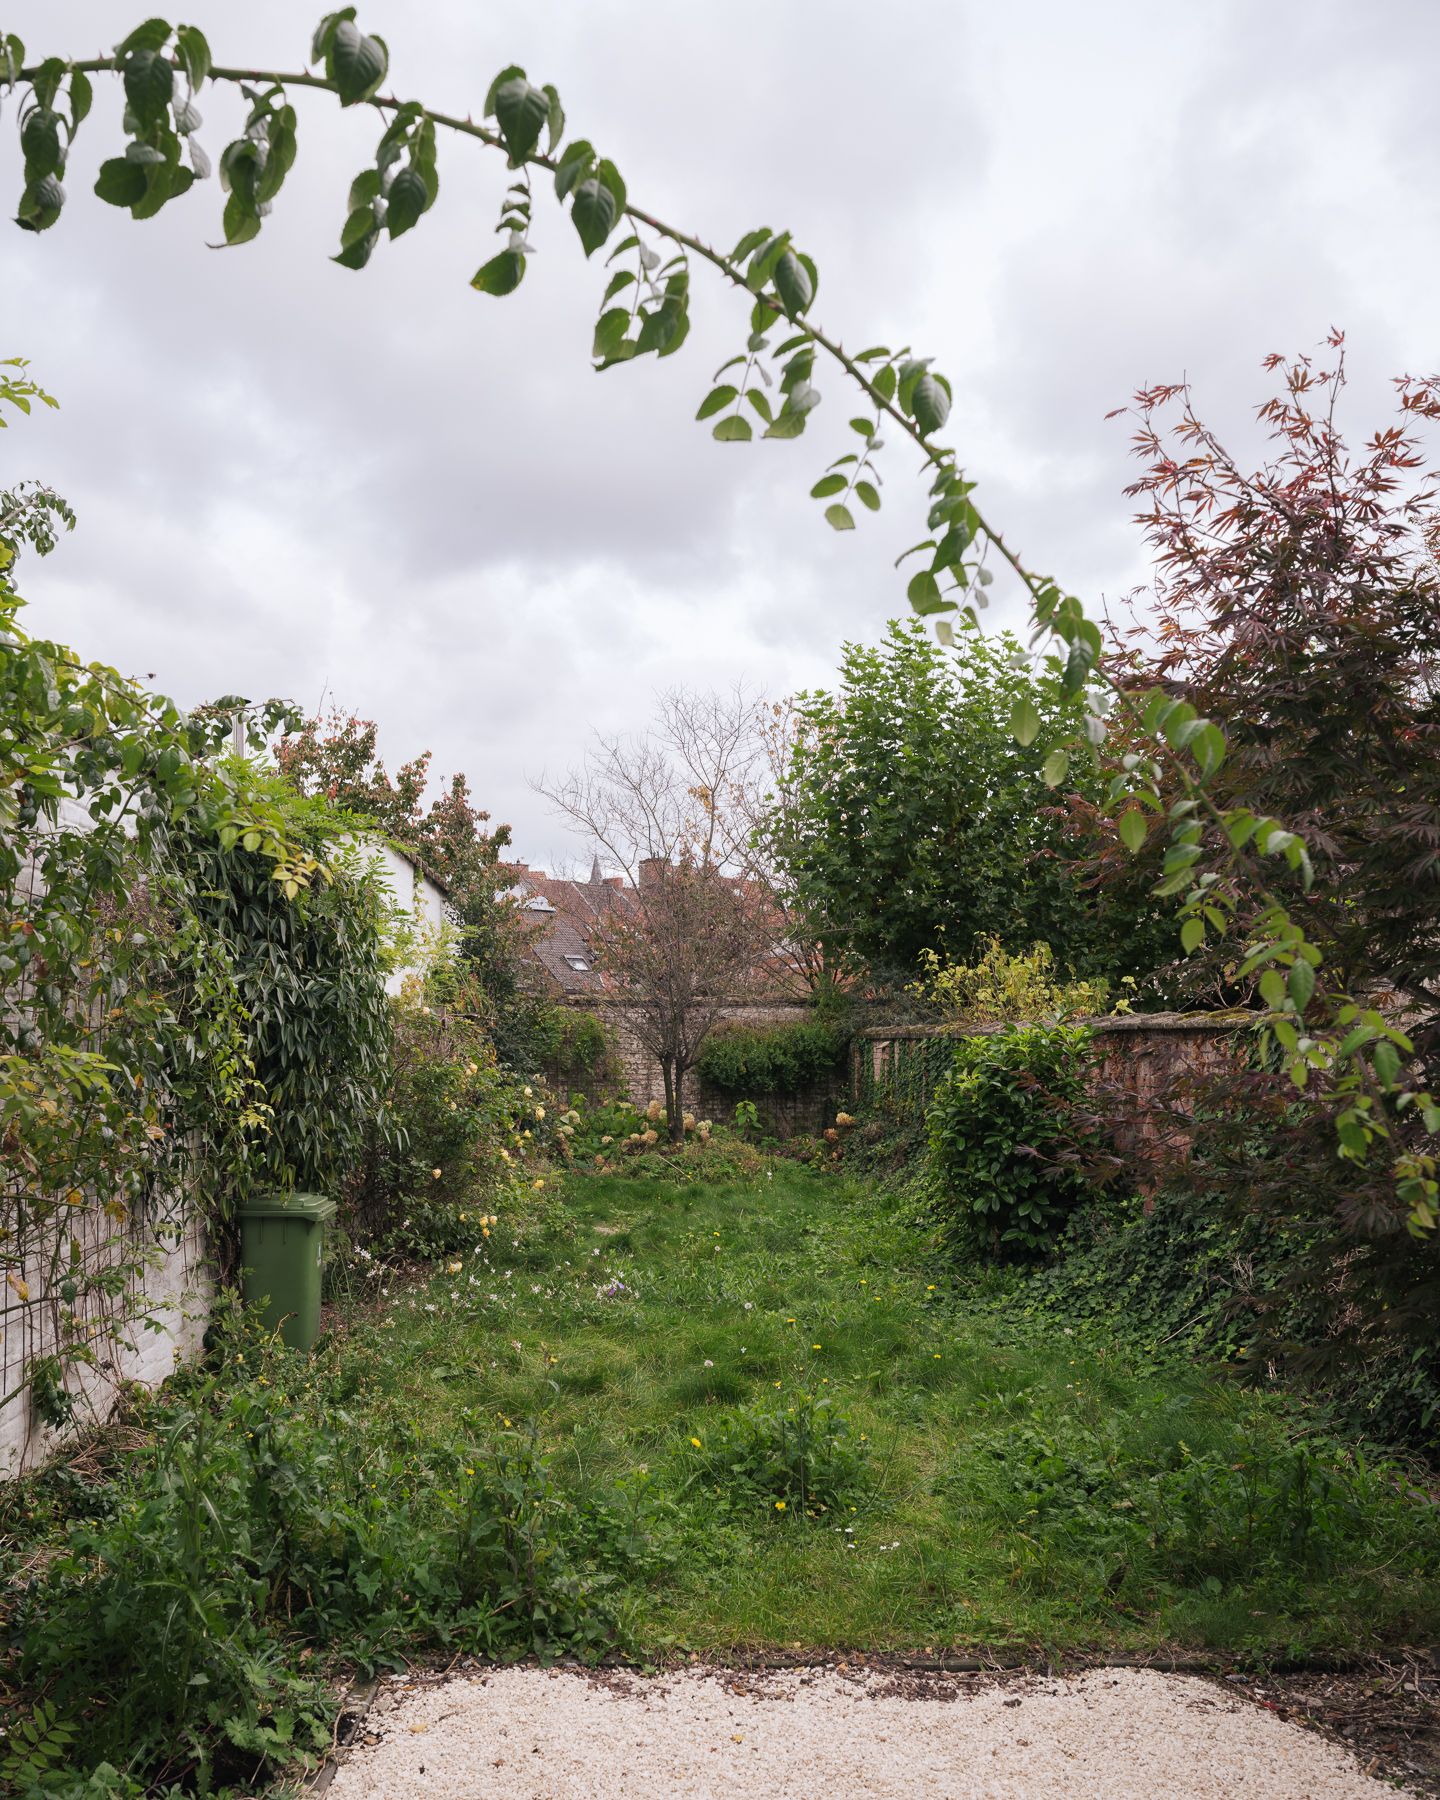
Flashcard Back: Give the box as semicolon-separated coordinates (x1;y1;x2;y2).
855;1010;1243;1153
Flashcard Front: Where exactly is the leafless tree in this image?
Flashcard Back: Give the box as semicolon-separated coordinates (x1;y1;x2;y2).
536;686;800;1138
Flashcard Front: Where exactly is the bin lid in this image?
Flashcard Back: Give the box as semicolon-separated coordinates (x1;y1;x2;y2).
236;1191;337;1223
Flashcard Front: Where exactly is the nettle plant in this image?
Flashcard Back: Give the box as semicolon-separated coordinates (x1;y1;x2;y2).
2;18;1436;1227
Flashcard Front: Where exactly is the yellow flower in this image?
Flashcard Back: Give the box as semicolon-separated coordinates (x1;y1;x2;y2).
926;1284;936;1292
432;1167;442;1179
535;1106;545;1120
812;1343;822;1350
690;1436;702;1448
773;1381;781;1388
774;1500;787;1511
533;1178;545;1190
447;1261;463;1274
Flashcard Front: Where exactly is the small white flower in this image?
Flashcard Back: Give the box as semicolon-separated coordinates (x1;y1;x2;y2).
703;1359;714;1368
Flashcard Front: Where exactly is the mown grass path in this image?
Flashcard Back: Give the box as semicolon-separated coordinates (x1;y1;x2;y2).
357;1164;1440;1661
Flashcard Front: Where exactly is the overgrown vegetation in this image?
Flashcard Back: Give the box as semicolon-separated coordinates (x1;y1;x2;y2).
925;1024;1096;1256
6;1158;1439;1794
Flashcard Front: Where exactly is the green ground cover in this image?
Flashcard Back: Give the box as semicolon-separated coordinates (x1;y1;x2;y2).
5;1160;1438;1796
336;1161;1440;1660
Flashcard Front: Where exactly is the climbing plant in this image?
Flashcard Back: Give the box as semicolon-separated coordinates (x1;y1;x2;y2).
1;21;1435;1226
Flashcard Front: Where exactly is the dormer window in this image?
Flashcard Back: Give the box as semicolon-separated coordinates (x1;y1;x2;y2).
564;954;590;971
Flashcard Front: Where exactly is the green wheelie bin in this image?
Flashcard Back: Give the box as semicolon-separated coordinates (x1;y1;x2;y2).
236;1191;337;1351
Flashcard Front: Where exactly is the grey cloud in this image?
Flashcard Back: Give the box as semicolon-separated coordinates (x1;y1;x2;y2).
3;0;1436;867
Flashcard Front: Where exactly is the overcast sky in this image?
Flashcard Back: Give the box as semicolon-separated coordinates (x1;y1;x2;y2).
5;1;1438;868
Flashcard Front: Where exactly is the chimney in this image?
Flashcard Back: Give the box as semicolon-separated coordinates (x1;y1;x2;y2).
638;855;668;890
606;876;625;890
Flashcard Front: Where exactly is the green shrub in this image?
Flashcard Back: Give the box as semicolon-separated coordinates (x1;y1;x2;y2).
342;972;535;1262
682;1391;869;1518
10;1309;628;1795
534;1006;614;1091
696;1018;848;1097
925;1023;1094;1257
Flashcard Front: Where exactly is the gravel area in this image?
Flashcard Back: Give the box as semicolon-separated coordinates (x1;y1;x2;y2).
324;1664;1415;1798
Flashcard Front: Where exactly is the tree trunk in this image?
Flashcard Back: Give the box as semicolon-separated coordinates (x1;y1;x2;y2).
665;1060;685;1142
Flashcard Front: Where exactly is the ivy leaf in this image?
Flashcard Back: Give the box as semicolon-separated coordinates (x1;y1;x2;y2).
571;175;617;257
712;415;752;442
470;247;525;296
911;372;951;435
123;49;174;127
1009;695;1041;747
493;75;549;163
94;157;147;208
1118;807;1148;854
825;503;855;532
1041;748;1070;788
772;247;814;318
329;20;388;108
386;166;430;237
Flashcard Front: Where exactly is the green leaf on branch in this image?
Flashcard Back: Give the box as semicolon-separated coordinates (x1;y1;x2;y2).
494;75;549;163
21;108;61;182
116;18;174;55
470;248;525;295
94;157;147;208
15;173;65;231
810;473;846;498
122;49;174;126
386;166;431;237
911;371;951;435
712;414;752;442
772;247;815;317
1118;807;1148;853
543;83;565;151
854;480;881;511
554;139;593;199
1041;748;1070;788
68;68;93;126
1372;1040;1401;1089
571;174;617;257
1009;695;1041;747
175;23;212;88
328;19;389;107
1288;960;1315;1011
697;385;737;421
825;503;855;531
1180;916;1205;954
222;189;262;246
907;570;944;613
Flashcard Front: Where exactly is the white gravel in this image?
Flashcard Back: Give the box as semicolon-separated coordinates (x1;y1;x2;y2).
324;1664;1412;1798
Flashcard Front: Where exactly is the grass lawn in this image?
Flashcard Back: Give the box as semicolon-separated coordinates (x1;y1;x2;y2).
336;1161;1440;1662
